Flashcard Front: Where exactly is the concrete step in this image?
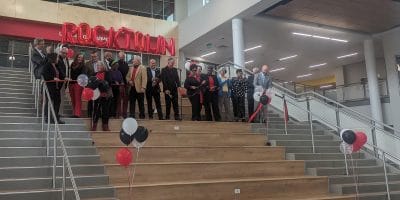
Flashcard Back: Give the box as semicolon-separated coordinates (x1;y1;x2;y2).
0;87;33;94
254;123;312;130
257;128;326;135
356;191;400;200
106;161;305;185
0;71;31;78
268;134;333;141
0;130;91;139
333;180;400;195
308;165;387;176
0;80;32;86
0;83;33;90
92;132;266;146
0;91;34;99
273;140;342;147
0;155;101;167
0;97;35;103
0;186;115;200
305;159;377;168
0;102;36;108
329;173;400;185
0;123;87;131
287;153;366;161
0;147;97;157
97;146;286;163
115;176;330;200
285;146;342;153
0;164;105;179
0;116;83;124
0;175;109;191
0;138;93;147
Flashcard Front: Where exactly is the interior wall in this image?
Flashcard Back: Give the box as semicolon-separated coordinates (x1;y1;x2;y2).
343;58;387;85
349;103;393;126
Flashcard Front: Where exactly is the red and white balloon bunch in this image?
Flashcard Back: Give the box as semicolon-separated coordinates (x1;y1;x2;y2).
339;129;367;154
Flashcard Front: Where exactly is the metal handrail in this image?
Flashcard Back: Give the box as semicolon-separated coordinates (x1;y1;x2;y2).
41;82;80;200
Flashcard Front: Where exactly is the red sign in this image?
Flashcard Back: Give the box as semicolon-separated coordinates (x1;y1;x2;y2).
61;22;176;56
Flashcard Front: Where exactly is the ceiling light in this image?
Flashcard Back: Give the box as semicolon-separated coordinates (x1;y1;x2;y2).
320;84;333;89
292;32;348;43
278;55;298;61
297;73;312;78
337;52;358;59
309;63;327;68
270;67;286;72
244;45;262;52
200;51;216;58
245;60;254;64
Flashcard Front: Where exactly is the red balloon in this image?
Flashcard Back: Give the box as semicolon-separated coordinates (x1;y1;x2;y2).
92;25;108;47
77;23;92;45
61;22;78;44
82;87;94;101
116;148;132;167
66;48;74;59
352;132;367;152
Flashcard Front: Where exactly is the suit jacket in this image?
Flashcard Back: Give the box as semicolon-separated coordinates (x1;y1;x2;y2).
31;48;47;79
184;76;202;97
253;72;272;90
146;67;161;92
117;60;129;84
247;74;255;94
42;62;65;91
160;67;180;93
204;74;219;93
126;65;147;93
57;56;70;78
83;60;96;77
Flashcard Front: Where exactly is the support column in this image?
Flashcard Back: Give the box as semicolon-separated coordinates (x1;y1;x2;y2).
232;18;245;76
364;39;383;123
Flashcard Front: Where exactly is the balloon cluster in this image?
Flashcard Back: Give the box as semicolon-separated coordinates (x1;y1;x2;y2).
78;74;110;101
116;118;149;167
340;129;367;154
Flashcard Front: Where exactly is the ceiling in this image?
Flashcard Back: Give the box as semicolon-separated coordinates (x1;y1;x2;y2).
180;0;396;83
265;0;400;34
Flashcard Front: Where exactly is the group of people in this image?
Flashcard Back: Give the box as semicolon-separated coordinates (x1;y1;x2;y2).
31;38;181;131
184;64;272;122
31;38;273;130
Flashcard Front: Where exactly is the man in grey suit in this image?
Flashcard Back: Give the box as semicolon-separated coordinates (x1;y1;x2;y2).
254;65;272;91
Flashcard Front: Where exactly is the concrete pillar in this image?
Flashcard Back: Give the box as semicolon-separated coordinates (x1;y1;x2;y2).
382;27;400;131
364;39;383;123
334;66;345;101
232;18;245;77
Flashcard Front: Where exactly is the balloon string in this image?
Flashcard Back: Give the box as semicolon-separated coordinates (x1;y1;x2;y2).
129;147;141;199
350;154;360;200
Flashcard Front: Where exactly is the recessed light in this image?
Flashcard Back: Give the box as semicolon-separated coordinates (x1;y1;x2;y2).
245;60;254;64
320;85;333;89
292;32;348;43
244;45;262;52
309;63;327;68
270;67;286;72
297;73;312;78
200;51;216;58
337;53;358;59
278;55;298;61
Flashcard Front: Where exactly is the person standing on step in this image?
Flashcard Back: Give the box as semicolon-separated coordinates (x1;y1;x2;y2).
42;53;65;124
109;61;123;118
104;51;114;70
126;55;147;119
217;68;232;121
231;69;247;122
69;54;84;118
203;66;221;121
254;65;272;93
83;50;99;118
247;67;259;121
56;47;70;117
92;61;113;131
184;64;207;121
117;51;130;118
160;57;181;120
31;38;47;80
146;59;163;120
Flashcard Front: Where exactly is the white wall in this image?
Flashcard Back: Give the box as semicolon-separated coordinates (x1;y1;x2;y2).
343;58;387;85
382;27;400;132
348;103;393;126
187;0;204;17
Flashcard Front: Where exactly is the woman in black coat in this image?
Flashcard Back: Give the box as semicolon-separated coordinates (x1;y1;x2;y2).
92;61;113;131
184;64;206;121
42;53;65;124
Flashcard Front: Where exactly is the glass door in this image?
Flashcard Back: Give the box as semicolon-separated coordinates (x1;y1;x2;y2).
0;36;30;69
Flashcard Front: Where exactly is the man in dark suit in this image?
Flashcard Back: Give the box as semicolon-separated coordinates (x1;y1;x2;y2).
117;51;130;118
145;59;163;120
57;47;70;117
160;57;181;120
203;66;221;121
31;38;46;79
83;50;99;117
247;67;259;119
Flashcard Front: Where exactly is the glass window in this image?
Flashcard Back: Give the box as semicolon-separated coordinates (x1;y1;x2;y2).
203;0;210;6
13;55;30;68
13;40;30;55
0;37;12;53
0;53;12;68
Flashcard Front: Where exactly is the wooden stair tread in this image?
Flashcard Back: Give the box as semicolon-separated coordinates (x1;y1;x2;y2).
104;160;301;166
254;195;355;200
113;176;327;187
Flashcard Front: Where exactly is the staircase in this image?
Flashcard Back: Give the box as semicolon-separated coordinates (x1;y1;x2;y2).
90;117;354;200
252;108;400;200
0;67;117;199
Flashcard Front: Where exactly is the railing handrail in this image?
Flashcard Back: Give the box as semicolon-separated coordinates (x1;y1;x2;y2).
42;82;80;200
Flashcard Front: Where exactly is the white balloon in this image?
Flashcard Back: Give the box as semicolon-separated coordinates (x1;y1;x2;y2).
77;74;88;87
122;118;138;136
92;88;100;100
253;92;262;102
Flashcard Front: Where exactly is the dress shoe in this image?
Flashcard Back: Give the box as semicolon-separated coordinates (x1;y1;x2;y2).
102;124;111;131
91;123;97;131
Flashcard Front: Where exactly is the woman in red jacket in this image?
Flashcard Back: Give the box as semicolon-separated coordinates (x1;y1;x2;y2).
69;54;84;118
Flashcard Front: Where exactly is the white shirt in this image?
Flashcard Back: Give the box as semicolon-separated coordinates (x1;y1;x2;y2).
151;68;156;78
35;47;45;58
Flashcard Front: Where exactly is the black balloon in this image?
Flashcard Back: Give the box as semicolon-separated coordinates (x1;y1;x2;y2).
260;95;269;105
134;126;149;143
87;76;99;89
98;80;110;93
119;129;133;145
342;130;356;144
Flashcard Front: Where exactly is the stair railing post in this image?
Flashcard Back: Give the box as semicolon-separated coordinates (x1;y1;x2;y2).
62;156;66;200
306;97;315;153
47;99;50;157
382;151;391;200
53;118;57;189
371;120;378;157
41;83;46;132
335;104;341;133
